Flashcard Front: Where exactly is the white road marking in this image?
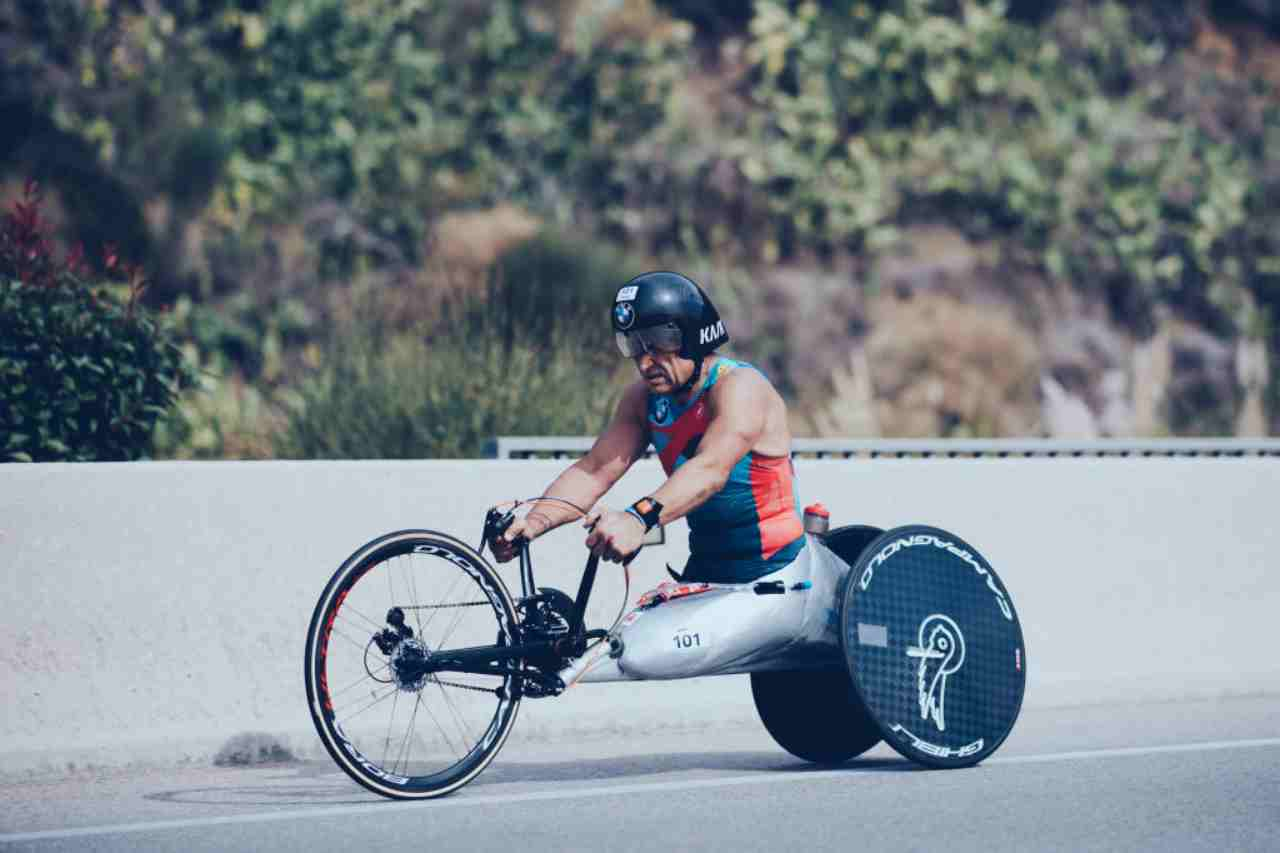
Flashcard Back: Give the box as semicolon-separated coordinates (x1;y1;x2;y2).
2;737;1278;845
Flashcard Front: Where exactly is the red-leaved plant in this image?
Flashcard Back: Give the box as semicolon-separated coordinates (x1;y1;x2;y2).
0;179;147;314
1;178;192;462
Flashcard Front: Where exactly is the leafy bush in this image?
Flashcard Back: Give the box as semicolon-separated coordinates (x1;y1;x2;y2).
148;294;305;461
0;182;194;462
276;321;621;460
484;231;623;364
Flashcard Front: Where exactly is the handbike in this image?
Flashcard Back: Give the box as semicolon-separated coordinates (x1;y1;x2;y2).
304;500;1027;799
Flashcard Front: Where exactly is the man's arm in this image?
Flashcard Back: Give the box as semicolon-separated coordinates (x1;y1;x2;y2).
527;380;650;531
492;381;648;560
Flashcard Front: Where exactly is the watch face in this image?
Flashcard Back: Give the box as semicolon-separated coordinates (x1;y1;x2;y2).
635;499;653;515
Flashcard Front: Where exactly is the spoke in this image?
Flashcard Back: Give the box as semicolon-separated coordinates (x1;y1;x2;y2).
333;602;395;646
387;553;396;615
420;568;468;636
330;662;392;700
335;683;398;721
436;604;466;650
407;554;425;638
417;691;461;760
394;693;423;774
436;584;485;651
435;679;477;752
331;624;374;656
382;689;402;768
342;602;384;634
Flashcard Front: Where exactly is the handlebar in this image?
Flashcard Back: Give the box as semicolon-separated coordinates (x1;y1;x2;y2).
481;503;646;567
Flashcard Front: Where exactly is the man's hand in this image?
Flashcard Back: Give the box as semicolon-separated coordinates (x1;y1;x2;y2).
490;515;549;563
583;507;646;564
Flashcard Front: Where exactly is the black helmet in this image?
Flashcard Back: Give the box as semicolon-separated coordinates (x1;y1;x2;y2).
611;271;728;360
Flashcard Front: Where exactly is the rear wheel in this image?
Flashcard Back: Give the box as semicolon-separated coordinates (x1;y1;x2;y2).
751;668;881;764
825;524;885;612
304;530;521;799
825;524;885;571
841;525;1026;769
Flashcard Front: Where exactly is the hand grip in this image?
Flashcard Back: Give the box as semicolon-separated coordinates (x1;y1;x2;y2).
494;510;516;538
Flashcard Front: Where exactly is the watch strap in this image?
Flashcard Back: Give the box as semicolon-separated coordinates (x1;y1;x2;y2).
629;497;663;531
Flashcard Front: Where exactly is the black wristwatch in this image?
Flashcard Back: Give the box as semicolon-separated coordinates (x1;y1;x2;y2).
626;497;663;531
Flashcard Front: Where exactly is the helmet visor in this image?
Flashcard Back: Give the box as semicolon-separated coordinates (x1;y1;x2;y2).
615;323;683;358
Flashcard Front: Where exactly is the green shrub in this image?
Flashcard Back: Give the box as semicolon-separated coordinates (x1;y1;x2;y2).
276;323;621;460
0;182;194;462
484;231;623;365
277;231;632;458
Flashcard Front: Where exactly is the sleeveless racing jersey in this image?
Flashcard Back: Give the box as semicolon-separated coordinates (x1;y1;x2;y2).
647;357;805;583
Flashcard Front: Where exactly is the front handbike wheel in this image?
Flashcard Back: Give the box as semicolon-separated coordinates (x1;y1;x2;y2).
304;530;521;799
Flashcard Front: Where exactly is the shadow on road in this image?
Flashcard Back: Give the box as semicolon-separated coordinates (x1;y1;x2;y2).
144;752;918;807
472;750;917;786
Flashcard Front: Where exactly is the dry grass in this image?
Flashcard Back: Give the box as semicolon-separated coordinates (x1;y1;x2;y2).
857;292;1042;437
430;205;541;272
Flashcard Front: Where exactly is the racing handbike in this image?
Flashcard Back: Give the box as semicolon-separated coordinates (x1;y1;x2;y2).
304;499;1026;799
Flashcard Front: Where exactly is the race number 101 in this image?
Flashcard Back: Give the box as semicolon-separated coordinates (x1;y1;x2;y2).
674;632;701;649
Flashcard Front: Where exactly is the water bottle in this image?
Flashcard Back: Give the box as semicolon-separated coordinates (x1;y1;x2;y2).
803;502;830;537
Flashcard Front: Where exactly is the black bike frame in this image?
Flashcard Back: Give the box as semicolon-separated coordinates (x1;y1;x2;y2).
405;544;603;681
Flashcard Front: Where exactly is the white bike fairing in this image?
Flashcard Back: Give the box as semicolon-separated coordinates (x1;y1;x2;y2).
563;534;850;684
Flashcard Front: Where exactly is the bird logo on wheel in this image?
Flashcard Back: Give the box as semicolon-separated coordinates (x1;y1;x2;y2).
906;614;966;732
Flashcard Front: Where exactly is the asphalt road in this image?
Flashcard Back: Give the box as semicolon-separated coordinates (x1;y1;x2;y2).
2;695;1278;852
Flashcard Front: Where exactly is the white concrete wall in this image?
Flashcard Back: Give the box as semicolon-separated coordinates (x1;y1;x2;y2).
2;458;1277;776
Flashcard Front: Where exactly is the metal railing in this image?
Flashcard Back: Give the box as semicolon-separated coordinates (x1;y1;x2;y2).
490;436;1280;460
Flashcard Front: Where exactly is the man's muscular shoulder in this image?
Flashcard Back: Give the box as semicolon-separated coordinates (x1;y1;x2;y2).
707;362;789;455
705;363;770;428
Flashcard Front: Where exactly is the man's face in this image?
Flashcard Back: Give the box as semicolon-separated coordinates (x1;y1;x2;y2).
633;349;696;395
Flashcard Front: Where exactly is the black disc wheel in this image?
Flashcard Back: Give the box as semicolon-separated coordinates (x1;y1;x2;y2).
304;530;521;799
751;669;882;764
841;525;1026;769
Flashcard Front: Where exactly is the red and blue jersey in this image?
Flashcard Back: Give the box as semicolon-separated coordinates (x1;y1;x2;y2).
648;358;805;583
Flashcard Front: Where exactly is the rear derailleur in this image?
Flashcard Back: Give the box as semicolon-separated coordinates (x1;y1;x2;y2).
371;607;431;691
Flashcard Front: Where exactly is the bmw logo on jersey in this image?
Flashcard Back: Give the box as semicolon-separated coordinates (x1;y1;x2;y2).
652;396;672;424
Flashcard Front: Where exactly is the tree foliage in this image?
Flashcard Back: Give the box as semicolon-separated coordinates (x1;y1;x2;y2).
3;0;1279;453
724;1;1280;341
1;0;692;297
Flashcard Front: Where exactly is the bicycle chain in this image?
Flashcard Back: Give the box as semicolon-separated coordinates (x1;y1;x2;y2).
402;601;491;610
428;676;503;695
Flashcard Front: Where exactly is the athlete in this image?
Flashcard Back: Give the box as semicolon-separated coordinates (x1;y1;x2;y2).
490;271;804;584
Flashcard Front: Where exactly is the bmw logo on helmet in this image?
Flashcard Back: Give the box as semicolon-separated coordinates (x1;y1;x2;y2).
614;301;636;330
